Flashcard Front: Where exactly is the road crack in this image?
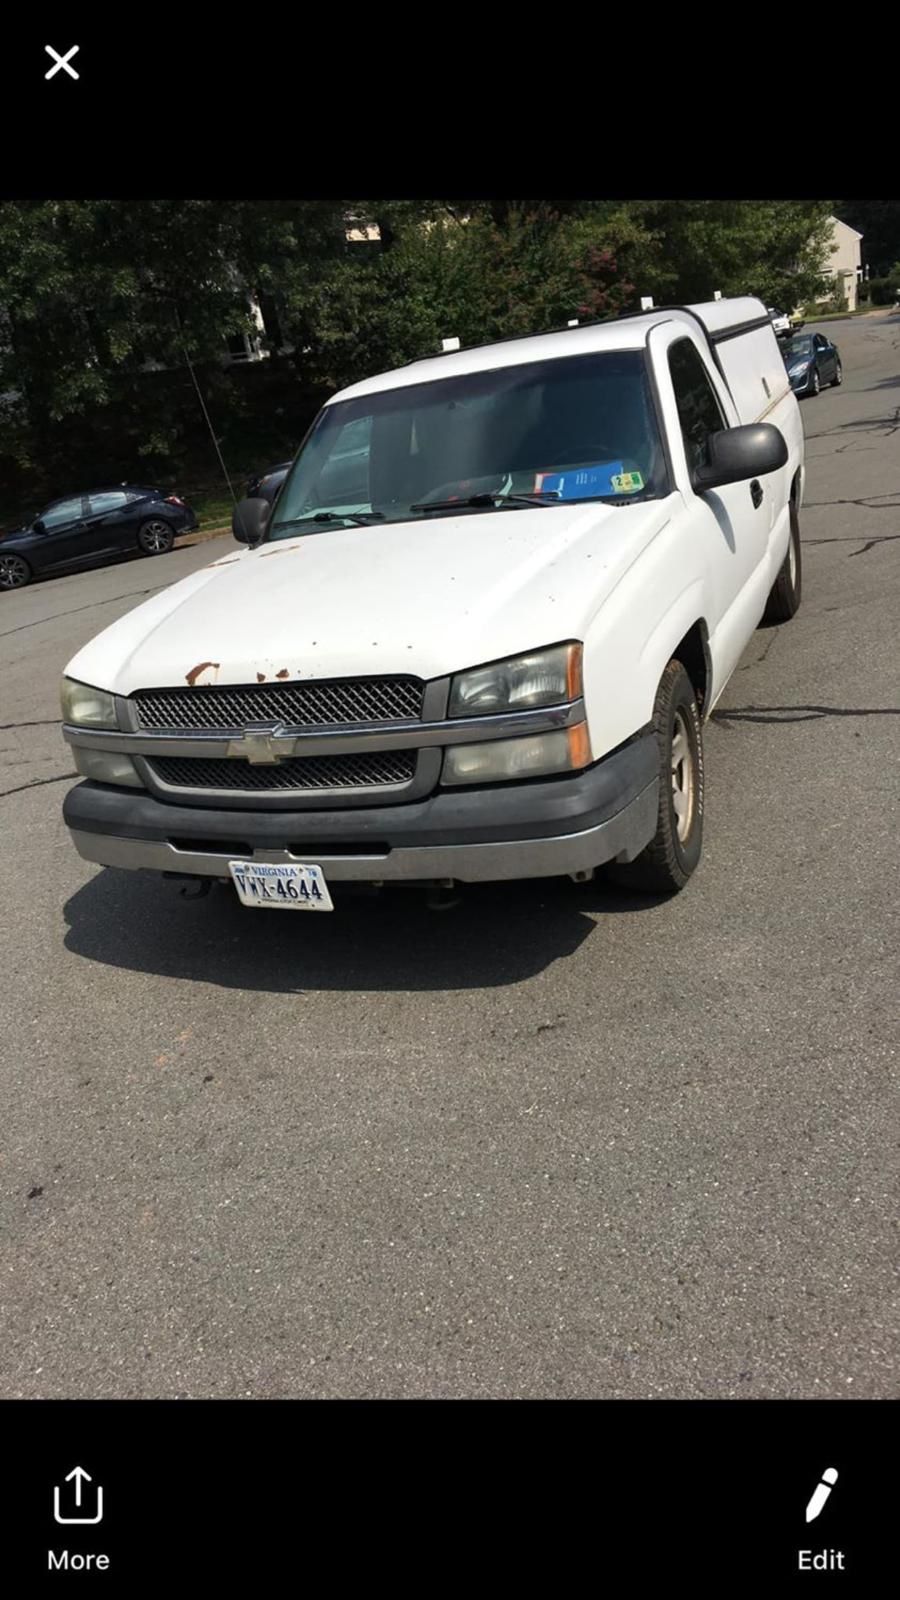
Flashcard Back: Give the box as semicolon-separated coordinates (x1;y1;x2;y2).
848;539;886;558
0;771;77;799
0;718;61;731
713;704;900;727
802;493;900;512
0;583;167;640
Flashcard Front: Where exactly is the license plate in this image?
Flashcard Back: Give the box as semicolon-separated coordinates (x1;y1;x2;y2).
228;860;334;911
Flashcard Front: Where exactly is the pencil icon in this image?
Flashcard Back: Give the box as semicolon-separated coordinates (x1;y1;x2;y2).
806;1467;838;1523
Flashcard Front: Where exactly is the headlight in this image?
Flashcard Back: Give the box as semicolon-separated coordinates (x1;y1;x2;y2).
61;678;118;729
442;723;592;786
448;643;582;718
72;748;143;788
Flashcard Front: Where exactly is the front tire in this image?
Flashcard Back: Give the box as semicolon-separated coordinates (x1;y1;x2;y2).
608;659;704;894
137;519;175;556
0;552;33;590
832;359;843;387
810;367;821;396
763;497;802;624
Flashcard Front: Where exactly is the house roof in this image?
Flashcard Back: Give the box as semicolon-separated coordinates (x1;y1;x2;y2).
829;215;864;240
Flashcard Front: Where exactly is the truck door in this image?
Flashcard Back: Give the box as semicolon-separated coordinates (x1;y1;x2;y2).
648;322;773;694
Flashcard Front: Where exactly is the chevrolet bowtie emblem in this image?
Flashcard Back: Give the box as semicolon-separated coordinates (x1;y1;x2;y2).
228;723;288;764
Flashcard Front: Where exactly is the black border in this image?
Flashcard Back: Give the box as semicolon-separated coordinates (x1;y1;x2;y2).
5;25;896;198
3;24;895;1589
3;1397;894;1582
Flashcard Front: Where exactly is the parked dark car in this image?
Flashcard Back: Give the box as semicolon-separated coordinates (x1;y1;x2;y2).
782;331;843;397
245;421;373;525
246;462;291;503
0;485;198;592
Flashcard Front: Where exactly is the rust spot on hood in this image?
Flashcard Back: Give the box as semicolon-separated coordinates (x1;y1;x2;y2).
186;661;220;687
256;672;266;683
275;669;289;680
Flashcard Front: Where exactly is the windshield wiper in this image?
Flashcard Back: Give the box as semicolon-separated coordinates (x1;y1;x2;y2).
410;489;654;514
409;491;562;514
272;510;385;529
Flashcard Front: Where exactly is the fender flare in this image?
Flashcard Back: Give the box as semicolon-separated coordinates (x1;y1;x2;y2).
637;580;713;719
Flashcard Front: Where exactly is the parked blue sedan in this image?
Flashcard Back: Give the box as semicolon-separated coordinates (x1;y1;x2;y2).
782;331;843;398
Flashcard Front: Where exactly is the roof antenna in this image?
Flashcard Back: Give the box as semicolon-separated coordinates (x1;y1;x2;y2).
640;296;654;311
441;336;461;352
567;319;579;327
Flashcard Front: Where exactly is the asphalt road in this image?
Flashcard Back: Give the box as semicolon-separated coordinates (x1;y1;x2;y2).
1;314;897;1399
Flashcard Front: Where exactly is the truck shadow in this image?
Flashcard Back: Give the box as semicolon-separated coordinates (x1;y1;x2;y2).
61;867;667;993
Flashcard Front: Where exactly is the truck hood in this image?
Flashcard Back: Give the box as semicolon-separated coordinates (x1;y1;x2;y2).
65;500;673;694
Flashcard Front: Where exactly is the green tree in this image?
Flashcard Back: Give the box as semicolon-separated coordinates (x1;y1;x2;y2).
280;199;835;395
625;200;835;309
279;202;653;391
0;197;843;514
0;199;348;471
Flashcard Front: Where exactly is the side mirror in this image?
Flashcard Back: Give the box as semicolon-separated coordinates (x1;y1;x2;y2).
32;517;47;535
693;424;788;494
232;497;270;546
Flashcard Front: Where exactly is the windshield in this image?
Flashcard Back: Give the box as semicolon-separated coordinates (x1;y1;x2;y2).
784;337;813;360
268;350;669;538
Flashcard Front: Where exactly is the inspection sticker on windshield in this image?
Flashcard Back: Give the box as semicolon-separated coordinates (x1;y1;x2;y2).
229;860;334;911
611;470;644;494
534;461;627;500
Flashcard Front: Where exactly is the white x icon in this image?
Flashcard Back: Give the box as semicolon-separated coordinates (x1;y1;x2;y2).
44;45;80;81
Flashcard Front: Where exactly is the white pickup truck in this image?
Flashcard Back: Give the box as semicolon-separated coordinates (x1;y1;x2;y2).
62;296;804;907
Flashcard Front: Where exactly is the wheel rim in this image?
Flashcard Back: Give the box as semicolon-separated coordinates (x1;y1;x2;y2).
836;363;842;383
671;710;696;843
0;553;29;588
142;521;171;552
812;371;819;393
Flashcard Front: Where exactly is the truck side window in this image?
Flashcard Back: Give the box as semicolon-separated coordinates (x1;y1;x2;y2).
668;338;727;478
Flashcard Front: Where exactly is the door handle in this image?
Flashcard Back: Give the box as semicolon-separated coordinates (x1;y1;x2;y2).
750;480;763;510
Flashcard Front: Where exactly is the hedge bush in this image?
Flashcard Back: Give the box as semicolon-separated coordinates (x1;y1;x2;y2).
869;272;900;305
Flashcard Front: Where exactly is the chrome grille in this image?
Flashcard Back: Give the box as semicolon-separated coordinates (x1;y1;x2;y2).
132;677;424;733
148;751;416;792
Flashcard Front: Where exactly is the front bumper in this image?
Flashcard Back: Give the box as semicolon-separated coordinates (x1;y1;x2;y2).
63;731;659;885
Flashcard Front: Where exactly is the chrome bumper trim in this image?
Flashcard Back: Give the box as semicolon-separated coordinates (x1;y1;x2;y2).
63;699;584;759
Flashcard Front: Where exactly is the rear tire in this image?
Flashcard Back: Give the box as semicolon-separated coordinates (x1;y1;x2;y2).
0;552;32;590
763;497;802;624
137;519;175;556
608;659;704;895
